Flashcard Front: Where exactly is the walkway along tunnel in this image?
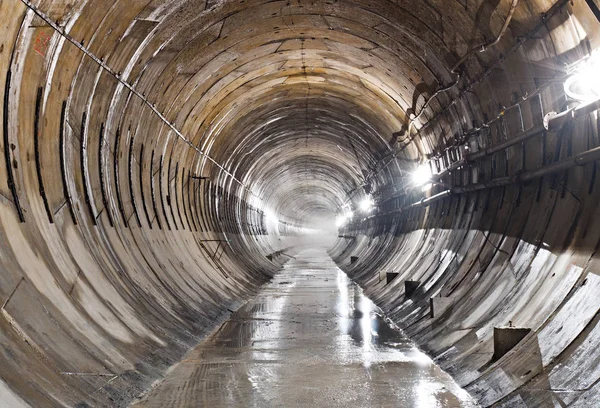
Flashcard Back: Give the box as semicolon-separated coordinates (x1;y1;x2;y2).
1;0;600;406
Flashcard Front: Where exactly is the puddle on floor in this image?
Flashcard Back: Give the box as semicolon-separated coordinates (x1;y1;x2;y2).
134;248;479;408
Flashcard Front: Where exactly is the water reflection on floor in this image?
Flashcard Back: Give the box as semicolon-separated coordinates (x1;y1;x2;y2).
134;248;478;408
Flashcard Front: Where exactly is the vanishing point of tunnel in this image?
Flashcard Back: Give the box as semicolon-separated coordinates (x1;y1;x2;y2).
1;0;600;407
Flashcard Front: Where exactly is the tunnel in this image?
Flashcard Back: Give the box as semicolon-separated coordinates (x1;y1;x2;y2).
1;0;600;406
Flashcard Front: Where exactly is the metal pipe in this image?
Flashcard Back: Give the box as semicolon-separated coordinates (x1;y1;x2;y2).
452;177;512;194
544;98;600;131
432;98;600;180
467;123;545;161
360;0;573;190
415;0;520;126
375;97;600;210
403;0;521;141
520;145;600;182
431;124;544;181
434;158;467;180
450;0;520;74
386;0;571;168
366;143;600;222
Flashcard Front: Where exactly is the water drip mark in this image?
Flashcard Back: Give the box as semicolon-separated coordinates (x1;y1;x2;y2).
497;183;506;211
3;70;25;222
454;194;461;216
589;161;597;194
59;101;77;224
180;166;192;231
150;149;162;230
98;123;114;227
190;173;202;231
515;185;523;207
167;151;178;230
560;171;569;199
139;144;152;228
158;154;171;230
521;138;527;172
80;112;97;225
186;168;199;232
535;177;544;202
182;170;198;232
198;178;210;231
68;270;82;296
34;86;53;223
467;186;477;215
174;162;184;230
128;128;142;227
114;126;128;227
192;176;202;231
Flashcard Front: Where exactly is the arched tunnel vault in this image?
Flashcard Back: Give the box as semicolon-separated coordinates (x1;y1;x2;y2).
1;0;600;406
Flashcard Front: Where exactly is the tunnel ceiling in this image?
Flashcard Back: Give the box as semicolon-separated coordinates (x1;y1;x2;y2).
2;0;600;407
8;0;564;225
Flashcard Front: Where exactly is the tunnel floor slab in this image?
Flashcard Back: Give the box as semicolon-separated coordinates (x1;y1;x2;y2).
133;248;478;407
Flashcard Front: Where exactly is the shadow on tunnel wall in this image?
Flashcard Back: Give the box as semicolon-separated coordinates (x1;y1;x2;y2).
331;159;600;406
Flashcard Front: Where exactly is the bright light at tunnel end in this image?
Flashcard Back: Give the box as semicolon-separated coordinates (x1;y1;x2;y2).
264;210;279;224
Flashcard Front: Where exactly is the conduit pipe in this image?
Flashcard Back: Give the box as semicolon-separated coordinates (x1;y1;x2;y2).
450;0;520;74
429;98;600;181
356;0;523;195
391;0;521;151
364;134;600;221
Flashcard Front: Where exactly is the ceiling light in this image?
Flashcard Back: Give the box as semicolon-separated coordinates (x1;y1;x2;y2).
335;211;354;227
564;51;600;102
359;196;374;213
412;164;432;187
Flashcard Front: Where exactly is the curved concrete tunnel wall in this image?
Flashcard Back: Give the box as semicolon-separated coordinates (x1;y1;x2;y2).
1;0;599;407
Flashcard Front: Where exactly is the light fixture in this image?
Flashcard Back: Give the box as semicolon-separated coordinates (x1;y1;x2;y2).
359;196;374;213
564;51;600;102
335;210;354;227
412;163;432;187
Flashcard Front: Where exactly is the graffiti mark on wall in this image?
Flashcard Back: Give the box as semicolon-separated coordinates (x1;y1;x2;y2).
33;31;51;57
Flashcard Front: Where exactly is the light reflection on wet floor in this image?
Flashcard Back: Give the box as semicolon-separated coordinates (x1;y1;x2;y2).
134;248;478;408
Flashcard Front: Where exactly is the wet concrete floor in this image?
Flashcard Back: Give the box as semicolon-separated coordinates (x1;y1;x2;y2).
133;248;478;407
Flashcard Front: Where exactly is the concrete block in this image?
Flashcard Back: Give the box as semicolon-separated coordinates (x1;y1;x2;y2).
386;272;399;284
404;280;420;299
430;297;453;318
493;327;531;361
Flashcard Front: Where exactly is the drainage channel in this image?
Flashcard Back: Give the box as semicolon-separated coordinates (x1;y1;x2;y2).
132;247;478;408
